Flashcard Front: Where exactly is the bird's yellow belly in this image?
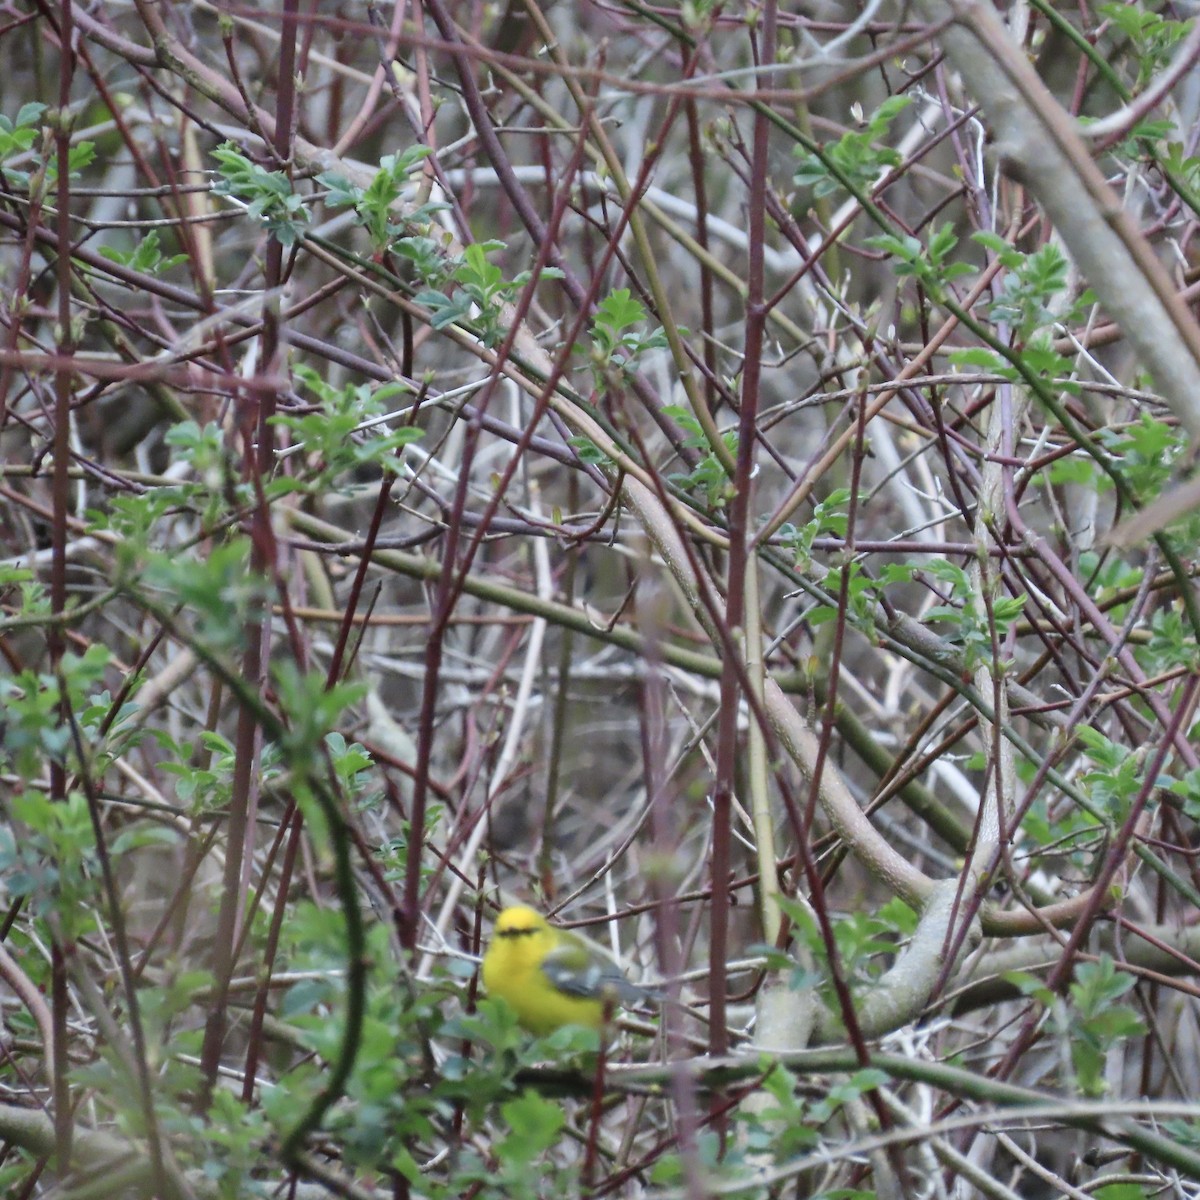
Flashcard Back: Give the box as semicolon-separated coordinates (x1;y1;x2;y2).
482;960;605;1034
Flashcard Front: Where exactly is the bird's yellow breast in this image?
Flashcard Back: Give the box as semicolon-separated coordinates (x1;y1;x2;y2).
481;907;607;1035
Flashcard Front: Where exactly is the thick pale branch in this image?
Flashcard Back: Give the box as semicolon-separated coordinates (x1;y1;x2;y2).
915;0;1200;441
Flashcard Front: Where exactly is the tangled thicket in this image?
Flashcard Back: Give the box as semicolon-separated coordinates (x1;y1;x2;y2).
4;2;1200;1197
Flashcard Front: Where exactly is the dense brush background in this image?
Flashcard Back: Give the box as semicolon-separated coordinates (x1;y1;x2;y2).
4;1;1200;1197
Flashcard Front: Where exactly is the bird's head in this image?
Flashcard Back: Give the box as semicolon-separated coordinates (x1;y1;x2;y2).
493;905;551;939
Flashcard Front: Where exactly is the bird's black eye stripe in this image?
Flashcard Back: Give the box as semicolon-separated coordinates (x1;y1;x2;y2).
498;927;538;939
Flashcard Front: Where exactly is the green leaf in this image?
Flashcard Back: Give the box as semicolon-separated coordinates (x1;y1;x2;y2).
1093;1185;1148;1200
497;1091;567;1163
211;141;310;246
793;95;913;201
567;435;612;466
98;230;188;275
1002;970;1054;1007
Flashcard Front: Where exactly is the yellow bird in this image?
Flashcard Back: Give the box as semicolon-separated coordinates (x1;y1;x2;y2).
480;905;653;1035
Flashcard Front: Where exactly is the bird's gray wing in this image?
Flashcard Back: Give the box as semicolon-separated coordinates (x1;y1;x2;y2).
541;945;653;1004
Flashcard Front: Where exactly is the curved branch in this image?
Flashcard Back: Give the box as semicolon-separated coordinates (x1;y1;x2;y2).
915;0;1200;441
